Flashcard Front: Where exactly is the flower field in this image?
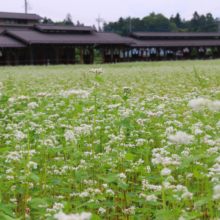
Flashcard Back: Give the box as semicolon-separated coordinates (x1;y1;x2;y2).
1;61;220;220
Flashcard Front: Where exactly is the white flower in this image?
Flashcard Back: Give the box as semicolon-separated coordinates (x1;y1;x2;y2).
181;192;193;200
64;130;77;144
161;168;171;176
168;131;194;145
28;102;39;109
89;68;104;74
117;173;126;178
0;82;3;89
188;98;211;111
98;207;106;214
213;185;220;200
27;161;37;169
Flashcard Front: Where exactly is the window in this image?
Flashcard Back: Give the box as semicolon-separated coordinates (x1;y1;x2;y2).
4;19;28;24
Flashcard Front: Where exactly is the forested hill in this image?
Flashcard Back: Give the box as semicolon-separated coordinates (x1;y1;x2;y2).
103;12;219;36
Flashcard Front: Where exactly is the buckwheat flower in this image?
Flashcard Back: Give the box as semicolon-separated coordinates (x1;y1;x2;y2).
0;82;3;89
117;173;126;178
89;68;104;74
181;192;193;200
122;87;133;91
161;168;171;176
106;189;115;196
178;217;186;220
137;118;144;126
213;185;220;200
168;131;194;145
209;100;220;111
146;194;157;201
98;207;106;214
53;203;64;211
64;130;77;144
27;161;37;169
53;210;67;220
28;102;39;109
188;98;211;111
102;184;108;188
8;97;15;103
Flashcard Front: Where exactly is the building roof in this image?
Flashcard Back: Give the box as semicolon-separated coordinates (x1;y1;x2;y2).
129;38;220;48
0;36;26;47
5;30;133;45
130;32;220;38
34;24;96;32
0;25;31;34
0;12;42;20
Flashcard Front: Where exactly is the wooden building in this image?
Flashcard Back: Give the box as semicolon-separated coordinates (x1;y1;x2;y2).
127;32;220;61
0;12;220;65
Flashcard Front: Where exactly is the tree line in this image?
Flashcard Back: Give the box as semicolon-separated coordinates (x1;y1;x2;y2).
104;12;220;36
40;11;219;36
41;13;85;26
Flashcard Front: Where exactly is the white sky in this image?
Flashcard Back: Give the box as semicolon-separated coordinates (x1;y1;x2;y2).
1;0;220;27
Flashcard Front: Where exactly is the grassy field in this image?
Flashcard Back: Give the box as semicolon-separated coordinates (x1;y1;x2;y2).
1;60;220;220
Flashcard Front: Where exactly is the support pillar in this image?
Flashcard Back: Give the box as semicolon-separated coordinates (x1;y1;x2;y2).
102;47;105;64
80;46;83;64
73;46;75;64
56;48;59;65
29;45;33;65
90;46;93;64
110;46;113;63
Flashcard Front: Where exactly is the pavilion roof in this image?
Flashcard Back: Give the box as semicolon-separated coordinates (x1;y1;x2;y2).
34;24;96;32
129;38;220;47
0;36;26;48
5;30;133;45
0;12;42;20
0;25;31;34
130;32;220;38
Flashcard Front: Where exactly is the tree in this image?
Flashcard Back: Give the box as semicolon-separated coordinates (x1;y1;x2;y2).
76;21;84;26
64;13;74;25
41;17;54;24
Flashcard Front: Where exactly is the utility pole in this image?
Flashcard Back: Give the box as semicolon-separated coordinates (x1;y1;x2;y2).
129;16;132;33
96;14;104;32
25;0;28;13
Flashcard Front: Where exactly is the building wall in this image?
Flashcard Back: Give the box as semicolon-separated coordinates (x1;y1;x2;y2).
0;19;38;25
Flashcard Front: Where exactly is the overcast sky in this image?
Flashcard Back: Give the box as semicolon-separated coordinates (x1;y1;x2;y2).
1;0;220;27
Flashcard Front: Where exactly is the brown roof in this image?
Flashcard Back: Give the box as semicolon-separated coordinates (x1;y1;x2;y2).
0;12;42;20
130;32;220;38
34;24;96;32
5;30;133;45
0;25;31;34
0;36;26;47
129;38;220;47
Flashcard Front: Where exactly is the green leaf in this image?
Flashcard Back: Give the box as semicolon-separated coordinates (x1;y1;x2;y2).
195;198;208;206
91;214;101;220
96;174;118;183
30;173;40;183
0;212;21;220
75;170;87;181
50;178;62;185
193;170;203;179
118;184;128;190
0;148;9;153
114;119;131;129
0;95;9;104
125;153;134;161
30;197;51;209
0;204;13;216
